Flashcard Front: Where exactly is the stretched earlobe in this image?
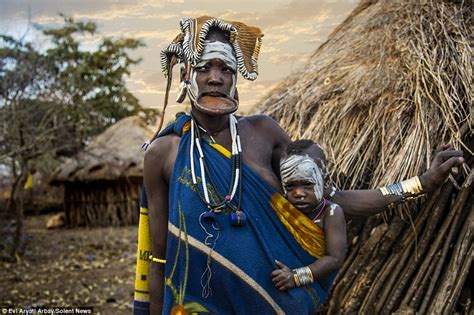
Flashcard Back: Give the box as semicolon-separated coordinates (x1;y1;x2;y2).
176;66;190;103
234;88;239;101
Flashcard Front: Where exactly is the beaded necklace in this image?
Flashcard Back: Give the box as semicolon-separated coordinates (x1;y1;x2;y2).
198;124;229;143
189;114;245;226
189;114;247;298
311;198;327;222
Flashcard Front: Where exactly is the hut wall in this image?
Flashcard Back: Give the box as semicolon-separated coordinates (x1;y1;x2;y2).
64;178;141;227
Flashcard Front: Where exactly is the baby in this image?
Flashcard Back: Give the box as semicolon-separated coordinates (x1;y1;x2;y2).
271;140;347;291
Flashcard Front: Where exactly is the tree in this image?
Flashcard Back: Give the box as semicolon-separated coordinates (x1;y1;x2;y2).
0;15;158;259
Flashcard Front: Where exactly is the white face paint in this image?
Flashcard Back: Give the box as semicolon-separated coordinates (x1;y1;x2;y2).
199;40;237;69
188;40;237;102
280;154;325;201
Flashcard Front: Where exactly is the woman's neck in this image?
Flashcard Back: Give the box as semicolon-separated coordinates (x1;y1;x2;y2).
191;108;230;134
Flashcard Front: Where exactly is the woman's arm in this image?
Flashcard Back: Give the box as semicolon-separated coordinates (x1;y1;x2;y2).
331;146;464;216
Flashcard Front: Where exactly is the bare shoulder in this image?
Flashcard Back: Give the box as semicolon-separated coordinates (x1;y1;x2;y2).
325;202;345;221
145;134;180;158
144;134;181;182
242;114;281;129
240;114;289;142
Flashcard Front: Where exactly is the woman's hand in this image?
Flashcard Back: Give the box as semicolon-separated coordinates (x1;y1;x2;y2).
419;145;464;192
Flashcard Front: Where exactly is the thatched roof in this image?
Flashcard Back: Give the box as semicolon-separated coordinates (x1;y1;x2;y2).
255;2;472;314
256;0;472;190
51;116;153;183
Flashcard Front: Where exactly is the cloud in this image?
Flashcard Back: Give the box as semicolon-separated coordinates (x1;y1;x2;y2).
180;10;210;17
173;4;343;34
215;10;261;25
64;3;165;22
127;71;162;89
261;45;277;53
264;33;290;45
269;52;311;65
237;79;278;99
0;0;181;24
287;25;313;35
104;29;178;42
31;15;64;25
1;0;360;120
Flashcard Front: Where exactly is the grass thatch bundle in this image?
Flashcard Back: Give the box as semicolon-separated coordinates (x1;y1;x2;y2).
51;116;153;227
257;0;472;190
256;0;472;314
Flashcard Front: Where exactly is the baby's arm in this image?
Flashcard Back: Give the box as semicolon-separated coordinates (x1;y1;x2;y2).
271;204;347;291
307;204;347;281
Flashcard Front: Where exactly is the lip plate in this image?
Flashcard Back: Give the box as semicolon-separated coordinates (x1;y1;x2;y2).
194;95;238;115
202;91;228;98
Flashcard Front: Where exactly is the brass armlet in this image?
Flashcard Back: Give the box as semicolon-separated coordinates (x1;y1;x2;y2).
380;176;425;206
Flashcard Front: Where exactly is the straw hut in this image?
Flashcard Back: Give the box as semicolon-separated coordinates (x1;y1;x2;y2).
257;0;472;314
51;116;153;227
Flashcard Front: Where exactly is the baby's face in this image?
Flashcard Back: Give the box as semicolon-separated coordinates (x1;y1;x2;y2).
284;179;321;214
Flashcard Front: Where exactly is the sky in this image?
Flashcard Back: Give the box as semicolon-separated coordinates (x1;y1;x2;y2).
0;0;358;124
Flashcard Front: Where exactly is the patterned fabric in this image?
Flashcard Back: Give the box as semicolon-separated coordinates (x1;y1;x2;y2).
161;16;263;81
133;114;335;314
271;194;325;258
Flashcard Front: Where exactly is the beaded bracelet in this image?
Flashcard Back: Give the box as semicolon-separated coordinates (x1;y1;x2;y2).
293;266;314;287
149;255;166;264
327;186;337;199
293;273;301;287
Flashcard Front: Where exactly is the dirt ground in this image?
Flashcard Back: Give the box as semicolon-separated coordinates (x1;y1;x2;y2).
1;213;138;314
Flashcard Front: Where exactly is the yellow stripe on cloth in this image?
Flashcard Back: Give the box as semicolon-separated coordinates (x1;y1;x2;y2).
202;138;324;258
182;121;190;133
134;207;152;301
270;193;325;259
209;143;231;158
181;119;232;159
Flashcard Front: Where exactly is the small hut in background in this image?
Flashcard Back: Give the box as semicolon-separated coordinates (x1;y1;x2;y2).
51;116;153;227
257;0;472;314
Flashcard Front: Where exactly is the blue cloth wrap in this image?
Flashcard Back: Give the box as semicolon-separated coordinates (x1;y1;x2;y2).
135;114;335;314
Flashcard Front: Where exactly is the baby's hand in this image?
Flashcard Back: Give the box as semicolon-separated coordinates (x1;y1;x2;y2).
271;260;296;291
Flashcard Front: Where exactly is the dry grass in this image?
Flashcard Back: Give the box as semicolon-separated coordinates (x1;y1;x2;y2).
256;1;473;312
257;0;472;190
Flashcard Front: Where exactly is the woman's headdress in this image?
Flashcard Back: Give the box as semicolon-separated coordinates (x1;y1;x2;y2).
155;16;264;135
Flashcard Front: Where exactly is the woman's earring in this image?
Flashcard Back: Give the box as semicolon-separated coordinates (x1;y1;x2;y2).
176;80;189;103
176;66;190;103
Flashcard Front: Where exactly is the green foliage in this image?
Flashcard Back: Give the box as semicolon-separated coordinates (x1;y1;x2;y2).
0;15;158;169
1;15;160;258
